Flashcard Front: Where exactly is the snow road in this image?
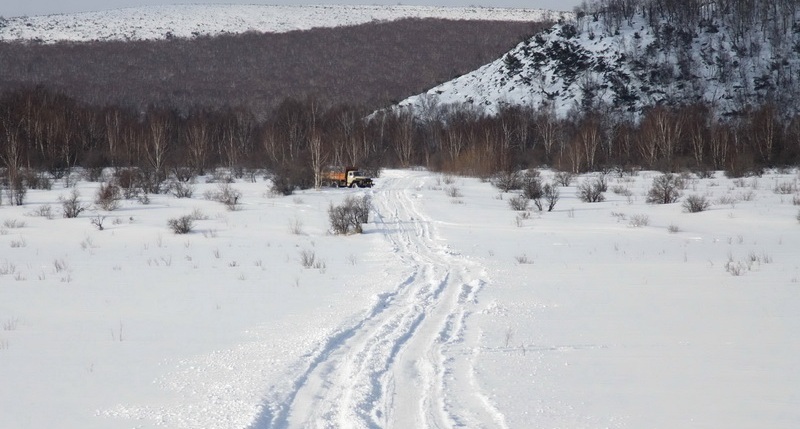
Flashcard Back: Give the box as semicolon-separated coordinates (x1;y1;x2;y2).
255;170;502;429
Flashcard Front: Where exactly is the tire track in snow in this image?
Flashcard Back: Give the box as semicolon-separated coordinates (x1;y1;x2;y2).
251;170;505;429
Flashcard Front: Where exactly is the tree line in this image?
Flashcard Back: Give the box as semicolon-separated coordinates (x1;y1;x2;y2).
1;85;797;206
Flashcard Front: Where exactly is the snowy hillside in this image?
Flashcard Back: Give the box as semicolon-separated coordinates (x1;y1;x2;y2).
1;168;799;428
398;4;800;118
0;4;569;43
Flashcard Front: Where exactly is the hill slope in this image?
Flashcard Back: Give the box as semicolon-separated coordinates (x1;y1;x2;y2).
397;2;800;118
0;18;555;115
0;4;568;43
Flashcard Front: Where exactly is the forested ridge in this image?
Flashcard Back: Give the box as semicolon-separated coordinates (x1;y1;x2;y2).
0;18;544;116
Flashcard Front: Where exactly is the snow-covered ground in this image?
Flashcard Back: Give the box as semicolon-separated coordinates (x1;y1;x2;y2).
1;168;799;428
0;5;569;43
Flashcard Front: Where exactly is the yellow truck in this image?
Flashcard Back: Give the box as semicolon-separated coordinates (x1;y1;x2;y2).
322;167;374;188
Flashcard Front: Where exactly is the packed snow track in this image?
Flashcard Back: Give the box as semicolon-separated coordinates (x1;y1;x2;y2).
251;170;501;429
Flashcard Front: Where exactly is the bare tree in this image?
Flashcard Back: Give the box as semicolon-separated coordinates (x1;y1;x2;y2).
185;113;211;175
144;111;172;183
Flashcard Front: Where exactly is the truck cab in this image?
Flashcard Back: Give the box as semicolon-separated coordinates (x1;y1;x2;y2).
346;169;373;188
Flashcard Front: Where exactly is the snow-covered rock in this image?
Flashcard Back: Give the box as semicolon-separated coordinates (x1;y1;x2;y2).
397;7;800;118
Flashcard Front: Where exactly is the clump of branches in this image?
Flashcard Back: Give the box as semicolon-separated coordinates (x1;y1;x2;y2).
578;177;606;203
542;183;560;211
204;182;242;210
169;180;195;198
269;164;312;196
491;170;522;192
647;173;683;204
60;189;88;218
167;215;195;234
329;195;371;235
508;194;530;211
682;194;711;213
95;182;122;211
5;176;26;206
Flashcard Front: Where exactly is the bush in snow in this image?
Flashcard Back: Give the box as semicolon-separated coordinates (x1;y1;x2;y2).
60;189;87;218
204;182;241;211
543;183;560;212
646;173;683;204
169;180;195;198
682;194;711;213
521;170;543;200
491;170;522;192
329;195;371;235
577;178;605;203
508;194;530;211
6;176;26;206
554;171;575;186
95;182;122;211
167;215;194;234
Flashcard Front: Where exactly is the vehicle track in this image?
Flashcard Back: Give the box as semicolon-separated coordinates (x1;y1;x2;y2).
253;170;504;429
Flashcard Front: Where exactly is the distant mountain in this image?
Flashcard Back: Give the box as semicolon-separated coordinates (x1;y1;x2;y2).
0;5;569;43
397;0;800;119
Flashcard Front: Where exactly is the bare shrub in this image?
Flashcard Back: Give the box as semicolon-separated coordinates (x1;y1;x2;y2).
95;182;122;211
3;219;25;228
646;173;683;204
113;168;143;199
169;180;195;198
60;190;88;218
90;214;107;231
577;178;606;203
30;205;54;219
508;194;530;211
667;223;681;233
716;194;737;206
796;209;800;224
167;215;195;234
595;173;609;192
514;211;532;227
204;183;242;211
189;208;209;220
21;170;52;190
491;171;522;192
683;195;711;213
355;195;371;225
299;249;316;268
543;183;559;211
611;184;633;196
554;171;575;186
514;254;533;264
520;170;540;196
445;186;462;198
773;182;798;195
725;256;746;276
792;195;800;206
288;217;304;235
171;166;195;183
628;214;650;227
328;195;371;235
738;190;756;201
299;249;325;270
6;177;26;206
269;166;311;196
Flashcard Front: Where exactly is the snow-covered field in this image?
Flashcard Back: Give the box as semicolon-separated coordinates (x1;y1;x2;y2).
1;168;799;428
0;5;569;43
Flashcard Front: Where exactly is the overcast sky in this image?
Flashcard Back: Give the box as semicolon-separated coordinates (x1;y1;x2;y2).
2;1;581;18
